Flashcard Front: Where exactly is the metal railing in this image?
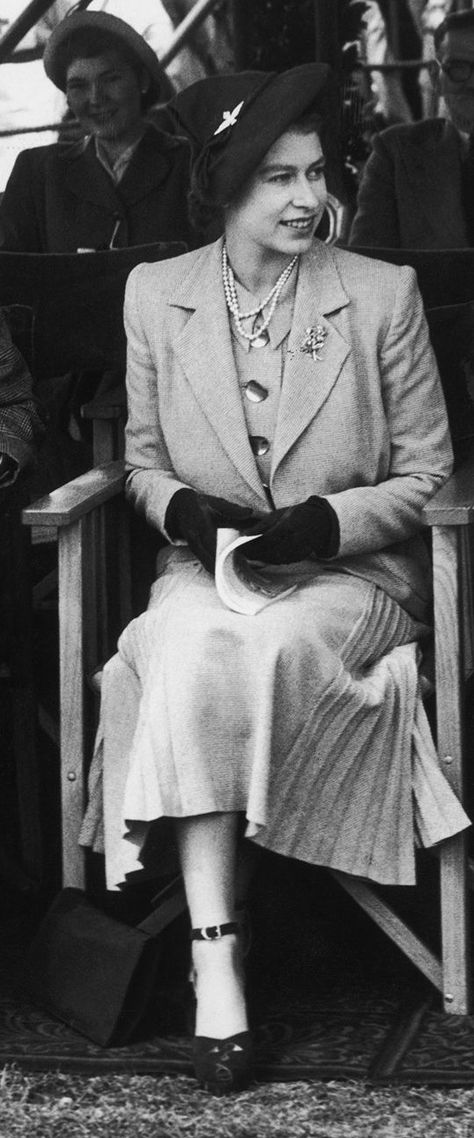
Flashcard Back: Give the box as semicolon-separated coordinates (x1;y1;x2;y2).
0;0;226;141
0;0;223;67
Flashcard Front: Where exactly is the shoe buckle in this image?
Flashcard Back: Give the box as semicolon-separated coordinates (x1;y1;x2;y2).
201;925;222;940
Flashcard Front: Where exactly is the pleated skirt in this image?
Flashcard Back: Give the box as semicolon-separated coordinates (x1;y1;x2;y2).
82;547;470;888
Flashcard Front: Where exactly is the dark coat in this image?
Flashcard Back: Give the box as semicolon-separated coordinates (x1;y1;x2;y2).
350;118;469;250
0;125;194;253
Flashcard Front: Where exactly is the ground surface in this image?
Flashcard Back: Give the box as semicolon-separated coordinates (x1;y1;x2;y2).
0;1068;474;1137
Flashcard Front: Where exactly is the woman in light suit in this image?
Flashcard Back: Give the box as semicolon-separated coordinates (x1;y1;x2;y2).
116;64;469;1094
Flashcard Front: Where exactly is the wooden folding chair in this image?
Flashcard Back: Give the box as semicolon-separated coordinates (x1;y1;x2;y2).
0;244;185;890
22;248;474;1013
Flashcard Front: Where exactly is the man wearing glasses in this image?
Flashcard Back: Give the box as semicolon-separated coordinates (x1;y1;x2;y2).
350;8;474;248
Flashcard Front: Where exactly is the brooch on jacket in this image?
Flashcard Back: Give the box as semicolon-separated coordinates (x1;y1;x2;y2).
300;325;328;361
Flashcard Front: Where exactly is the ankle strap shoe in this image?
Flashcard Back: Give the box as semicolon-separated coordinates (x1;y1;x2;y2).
191;922;240;941
192;1031;254;1095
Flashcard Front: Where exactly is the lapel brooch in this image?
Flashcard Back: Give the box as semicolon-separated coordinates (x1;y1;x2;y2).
300;325;328;362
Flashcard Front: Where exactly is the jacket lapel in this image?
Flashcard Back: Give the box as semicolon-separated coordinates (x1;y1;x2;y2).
63;138;120;212
118;129;177;205
170;240;268;503
63;130;174;211
401;121;468;247
272;243;350;477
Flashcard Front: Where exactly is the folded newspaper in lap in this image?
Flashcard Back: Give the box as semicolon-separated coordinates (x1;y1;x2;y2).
215;528;297;615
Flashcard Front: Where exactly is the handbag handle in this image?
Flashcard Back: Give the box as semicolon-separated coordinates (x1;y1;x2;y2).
138;874;187;938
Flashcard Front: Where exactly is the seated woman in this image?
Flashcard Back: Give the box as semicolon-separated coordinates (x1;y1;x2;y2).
0;9;194;252
85;64;470;1095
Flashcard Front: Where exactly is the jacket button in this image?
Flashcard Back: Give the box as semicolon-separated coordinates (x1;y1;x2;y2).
249;435;270;456
244;381;268;403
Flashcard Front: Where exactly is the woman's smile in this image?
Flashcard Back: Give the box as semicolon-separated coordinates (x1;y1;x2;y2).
280;215;317;232
225;128;327;283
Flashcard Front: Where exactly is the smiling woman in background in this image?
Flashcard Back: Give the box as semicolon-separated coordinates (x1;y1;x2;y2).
0;10;193;252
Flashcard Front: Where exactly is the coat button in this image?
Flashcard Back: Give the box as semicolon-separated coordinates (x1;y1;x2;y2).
249;435;270;456
244;381;268;403
251;329;270;348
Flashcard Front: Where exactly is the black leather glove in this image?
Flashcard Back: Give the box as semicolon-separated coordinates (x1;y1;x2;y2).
241;496;339;565
165;488;256;574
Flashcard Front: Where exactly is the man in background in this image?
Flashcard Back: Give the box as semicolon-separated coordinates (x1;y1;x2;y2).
350;7;474;247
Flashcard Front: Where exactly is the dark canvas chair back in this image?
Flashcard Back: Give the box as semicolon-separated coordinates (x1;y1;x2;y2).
0;243;186;379
347;247;474;307
347;247;474;467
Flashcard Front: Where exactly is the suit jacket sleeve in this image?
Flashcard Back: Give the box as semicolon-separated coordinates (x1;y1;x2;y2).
325;266;453;556
349;133;401;248
124;266;191;538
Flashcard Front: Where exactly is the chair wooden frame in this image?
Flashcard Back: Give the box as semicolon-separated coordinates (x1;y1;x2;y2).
22;447;474;1014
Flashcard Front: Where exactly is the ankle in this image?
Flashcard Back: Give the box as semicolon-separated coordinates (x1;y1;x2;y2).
191;935;248;1039
192;933;242;976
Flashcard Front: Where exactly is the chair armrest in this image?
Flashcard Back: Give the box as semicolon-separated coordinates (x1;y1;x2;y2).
21;460;125;529
81;384;126;422
423;452;474;527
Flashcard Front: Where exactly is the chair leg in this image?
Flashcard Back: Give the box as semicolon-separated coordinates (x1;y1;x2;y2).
58;520;87;889
433;525;471;1013
2;508;42;888
439;836;470;1013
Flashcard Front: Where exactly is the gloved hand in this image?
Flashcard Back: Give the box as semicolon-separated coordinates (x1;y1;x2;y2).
242;496;339;564
165;487;256;573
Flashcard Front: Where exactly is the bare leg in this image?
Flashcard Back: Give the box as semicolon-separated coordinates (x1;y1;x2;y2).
176;811;248;1039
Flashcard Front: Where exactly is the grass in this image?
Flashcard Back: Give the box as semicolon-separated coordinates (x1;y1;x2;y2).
1;1069;474;1137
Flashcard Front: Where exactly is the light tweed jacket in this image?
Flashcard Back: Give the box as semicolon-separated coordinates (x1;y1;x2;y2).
124;237;453;621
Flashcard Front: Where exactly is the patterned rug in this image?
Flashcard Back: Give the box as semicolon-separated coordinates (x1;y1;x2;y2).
1;867;468;1086
0;918;421;1082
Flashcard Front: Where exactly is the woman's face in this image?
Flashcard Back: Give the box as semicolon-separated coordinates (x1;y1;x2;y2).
225;128;327;263
66;48;146;143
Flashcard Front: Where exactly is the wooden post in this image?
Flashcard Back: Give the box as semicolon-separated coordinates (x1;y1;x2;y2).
313;0;341;69
58;521;87;889
0;0;56;62
229;0;246;70
432;525;470;1014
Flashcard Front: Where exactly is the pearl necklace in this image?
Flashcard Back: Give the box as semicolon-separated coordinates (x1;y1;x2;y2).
222;244;298;344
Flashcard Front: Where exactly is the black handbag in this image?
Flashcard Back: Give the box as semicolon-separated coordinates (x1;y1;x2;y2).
22;877;186;1047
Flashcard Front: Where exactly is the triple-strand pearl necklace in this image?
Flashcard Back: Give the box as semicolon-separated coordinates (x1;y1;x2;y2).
222;244;298;345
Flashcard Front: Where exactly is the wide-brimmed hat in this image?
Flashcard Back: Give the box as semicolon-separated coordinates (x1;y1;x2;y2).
43;11;168;104
168;63;338;205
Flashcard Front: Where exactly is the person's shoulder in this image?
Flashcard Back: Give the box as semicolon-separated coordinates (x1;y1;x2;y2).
330;244;417;298
332;243;406;276
144;116;186;145
127;243;213;294
8;142;61;173
143;120;192;157
10;138;88;175
373;117;450;151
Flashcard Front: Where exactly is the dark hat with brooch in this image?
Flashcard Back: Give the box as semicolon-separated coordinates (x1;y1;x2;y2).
167;63;338;205
43;11;170;105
